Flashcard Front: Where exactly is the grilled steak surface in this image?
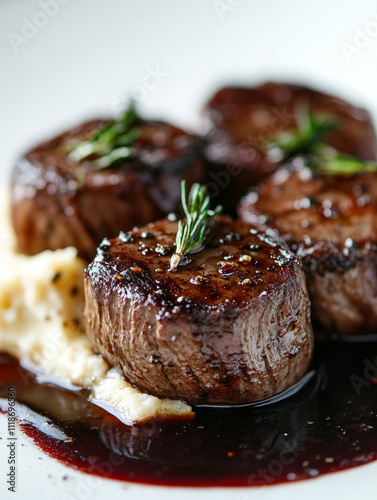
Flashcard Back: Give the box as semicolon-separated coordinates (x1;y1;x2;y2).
11;119;204;260
239;159;377;334
84;216;313;405
203;82;377;212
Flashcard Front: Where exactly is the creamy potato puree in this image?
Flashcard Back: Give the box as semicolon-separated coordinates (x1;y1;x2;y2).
0;188;193;422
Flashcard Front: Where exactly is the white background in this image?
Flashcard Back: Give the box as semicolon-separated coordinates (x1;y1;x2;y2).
1;0;377;498
2;0;377;180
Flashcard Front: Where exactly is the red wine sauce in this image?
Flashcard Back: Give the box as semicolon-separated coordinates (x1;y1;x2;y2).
1;338;377;487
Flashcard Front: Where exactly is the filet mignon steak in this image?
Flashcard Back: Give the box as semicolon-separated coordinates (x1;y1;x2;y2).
84;216;313;405
239;159;377;334
11;119;204;260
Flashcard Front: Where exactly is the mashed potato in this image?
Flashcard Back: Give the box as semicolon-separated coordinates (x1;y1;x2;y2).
0;188;193;422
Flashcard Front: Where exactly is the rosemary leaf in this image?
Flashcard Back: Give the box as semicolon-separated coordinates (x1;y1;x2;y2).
169;181;222;271
308;145;377;176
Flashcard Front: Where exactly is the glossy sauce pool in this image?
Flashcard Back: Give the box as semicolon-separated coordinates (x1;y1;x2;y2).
0;338;377;487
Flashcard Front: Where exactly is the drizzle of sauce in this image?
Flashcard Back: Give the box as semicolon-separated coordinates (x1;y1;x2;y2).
1;338;377;487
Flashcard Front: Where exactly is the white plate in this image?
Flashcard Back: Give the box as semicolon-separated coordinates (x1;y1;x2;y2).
1;0;377;498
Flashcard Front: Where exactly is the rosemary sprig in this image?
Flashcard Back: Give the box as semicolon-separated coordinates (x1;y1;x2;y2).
169;181;222;271
69;103;140;169
265;104;377;175
265;104;338;162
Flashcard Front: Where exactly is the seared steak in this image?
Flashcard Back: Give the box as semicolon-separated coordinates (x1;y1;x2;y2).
84;216;313;405
11;119;204;260
203;82;377;212
239;159;377;334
